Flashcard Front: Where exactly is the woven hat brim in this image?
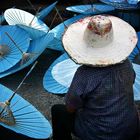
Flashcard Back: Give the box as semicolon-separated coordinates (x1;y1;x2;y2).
62;15;138;66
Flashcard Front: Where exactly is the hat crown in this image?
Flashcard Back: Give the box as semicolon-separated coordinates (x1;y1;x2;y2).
84;15;113;48
87;15;112;36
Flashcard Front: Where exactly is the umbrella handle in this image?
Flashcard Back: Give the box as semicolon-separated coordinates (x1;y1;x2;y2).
8;61;38;103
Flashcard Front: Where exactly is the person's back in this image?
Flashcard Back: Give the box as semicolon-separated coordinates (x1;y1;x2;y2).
71;59;139;140
51;15;139;140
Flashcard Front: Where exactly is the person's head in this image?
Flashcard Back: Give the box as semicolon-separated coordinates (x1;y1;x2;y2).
62;15;138;67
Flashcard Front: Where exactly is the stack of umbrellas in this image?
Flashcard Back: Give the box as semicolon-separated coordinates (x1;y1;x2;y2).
0;1;58;78
0;1;57;139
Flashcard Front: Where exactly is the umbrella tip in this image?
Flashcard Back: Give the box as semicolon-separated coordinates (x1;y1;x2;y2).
0;102;16;126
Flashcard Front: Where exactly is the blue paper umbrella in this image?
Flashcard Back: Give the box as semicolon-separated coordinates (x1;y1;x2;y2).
0;14;5;24
133;63;140;101
37;1;58;20
17;24;47;40
47;14;87;51
43;53;140;99
4;8;49;33
129;31;140;64
0;25;30;73
99;0;140;10
43;53;80;94
66;4;115;15
0;84;52;139
0;33;54;78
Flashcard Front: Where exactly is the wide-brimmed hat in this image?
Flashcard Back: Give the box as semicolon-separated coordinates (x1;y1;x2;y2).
62;15;138;66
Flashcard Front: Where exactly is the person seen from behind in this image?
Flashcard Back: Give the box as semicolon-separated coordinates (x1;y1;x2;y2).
51;15;140;140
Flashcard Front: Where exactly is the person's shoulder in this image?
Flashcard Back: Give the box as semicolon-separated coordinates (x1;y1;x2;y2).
76;65;106;76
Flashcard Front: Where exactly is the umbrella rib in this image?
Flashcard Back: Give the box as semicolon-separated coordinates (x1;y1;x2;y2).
7;14;14;21
1;56;13;66
13;126;43;136
26;0;36;12
13;126;48;136
54;7;67;28
49;12;58;30
29;7;41;26
5;32;23;54
14;10;22;24
136;45;140;53
14;110;38;117
16;123;50;129
16;120;47;124
10;99;22;109
12;104;31;113
15;116;44;120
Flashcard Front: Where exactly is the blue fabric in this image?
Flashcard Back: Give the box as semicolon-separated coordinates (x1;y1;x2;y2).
100;0;140;10
65;59;139;140
66;4;115;15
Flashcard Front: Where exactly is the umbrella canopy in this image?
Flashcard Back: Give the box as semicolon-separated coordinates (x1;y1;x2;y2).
0;84;52;139
4;8;49;33
17;24;46;40
47;14;87;51
0;25;30;73
99;0;140;10
37;1;58;20
0;14;5;24
43;53;80;94
66;4;115;15
0;33;54;78
129;31;140;64
133;63;140;101
43;53;140;100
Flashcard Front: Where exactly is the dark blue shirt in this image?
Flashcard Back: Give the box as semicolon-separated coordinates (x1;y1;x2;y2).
65;59;139;140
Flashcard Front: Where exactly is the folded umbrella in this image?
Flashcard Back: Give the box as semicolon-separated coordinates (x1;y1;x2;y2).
66;4;115;15
37;1;58;20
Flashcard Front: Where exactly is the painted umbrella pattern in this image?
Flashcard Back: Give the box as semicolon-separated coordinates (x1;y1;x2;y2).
0;25;30;73
0;83;52;139
66;4;115;15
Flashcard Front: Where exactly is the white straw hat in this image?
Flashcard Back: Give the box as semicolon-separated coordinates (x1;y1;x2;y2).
62;15;138;66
